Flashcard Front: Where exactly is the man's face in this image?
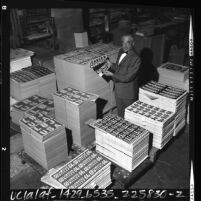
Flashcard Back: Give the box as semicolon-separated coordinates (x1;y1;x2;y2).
121;36;134;52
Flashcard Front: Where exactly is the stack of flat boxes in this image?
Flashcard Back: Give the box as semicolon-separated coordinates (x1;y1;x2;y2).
10;95;47;125
19;112;68;170
53;87;98;147
125;100;175;150
54;43;120;113
10;65;56;101
93;114;150;172
41;149;111;189
158;62;189;124
158;62;189;90
139;81;188;136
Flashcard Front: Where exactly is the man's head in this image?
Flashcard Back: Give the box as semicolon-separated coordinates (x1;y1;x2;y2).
121;34;135;52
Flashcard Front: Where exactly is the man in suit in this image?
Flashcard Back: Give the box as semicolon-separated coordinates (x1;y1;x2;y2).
104;34;141;118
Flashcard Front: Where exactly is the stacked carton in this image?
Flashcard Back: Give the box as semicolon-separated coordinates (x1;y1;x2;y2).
158;62;189;90
10;65;56;100
125;100;175;149
19;113;68;170
93;114;150;172
41;149;111;188
53;87;98;146
139;81;188;136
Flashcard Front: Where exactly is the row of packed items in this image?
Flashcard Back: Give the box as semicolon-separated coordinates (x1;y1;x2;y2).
139;81;188;136
93;113;150;172
10;65;56;101
41;149;112;189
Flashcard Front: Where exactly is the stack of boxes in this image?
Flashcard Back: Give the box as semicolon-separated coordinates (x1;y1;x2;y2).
53;87;98;146
125;100;175;149
41;149;112;188
139;81;188;136
93;114;150;172
158;62;189;91
19;113;68;170
10;66;56;100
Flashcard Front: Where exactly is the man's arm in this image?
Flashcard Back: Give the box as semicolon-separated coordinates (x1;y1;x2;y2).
112;56;141;83
106;59;116;73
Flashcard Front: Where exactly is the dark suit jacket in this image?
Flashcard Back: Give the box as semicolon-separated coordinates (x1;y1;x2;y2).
110;48;141;99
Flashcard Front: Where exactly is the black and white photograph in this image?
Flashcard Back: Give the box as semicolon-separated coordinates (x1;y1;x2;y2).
1;1;195;200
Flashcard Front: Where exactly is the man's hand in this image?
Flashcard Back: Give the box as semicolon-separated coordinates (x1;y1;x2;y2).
106;59;113;68
104;71;114;77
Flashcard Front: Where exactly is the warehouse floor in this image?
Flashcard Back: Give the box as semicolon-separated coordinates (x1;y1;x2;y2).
10;45;190;190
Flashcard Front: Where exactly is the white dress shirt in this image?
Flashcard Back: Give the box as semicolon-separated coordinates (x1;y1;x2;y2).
118;53;127;64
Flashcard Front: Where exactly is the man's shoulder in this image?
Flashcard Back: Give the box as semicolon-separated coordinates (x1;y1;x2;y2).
130;49;140;60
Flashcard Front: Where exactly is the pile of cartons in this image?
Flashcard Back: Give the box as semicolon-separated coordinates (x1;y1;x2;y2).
125;100;175;149
10;48;34;73
54;43;120;113
93;114;150;172
139;81;188;136
19;112;68;170
53;87;98;146
41;149;111;188
158;62;189;90
10;95;47;125
10;65;56;100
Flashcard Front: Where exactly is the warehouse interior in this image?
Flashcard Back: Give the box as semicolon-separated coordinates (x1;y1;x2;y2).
9;6;191;192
